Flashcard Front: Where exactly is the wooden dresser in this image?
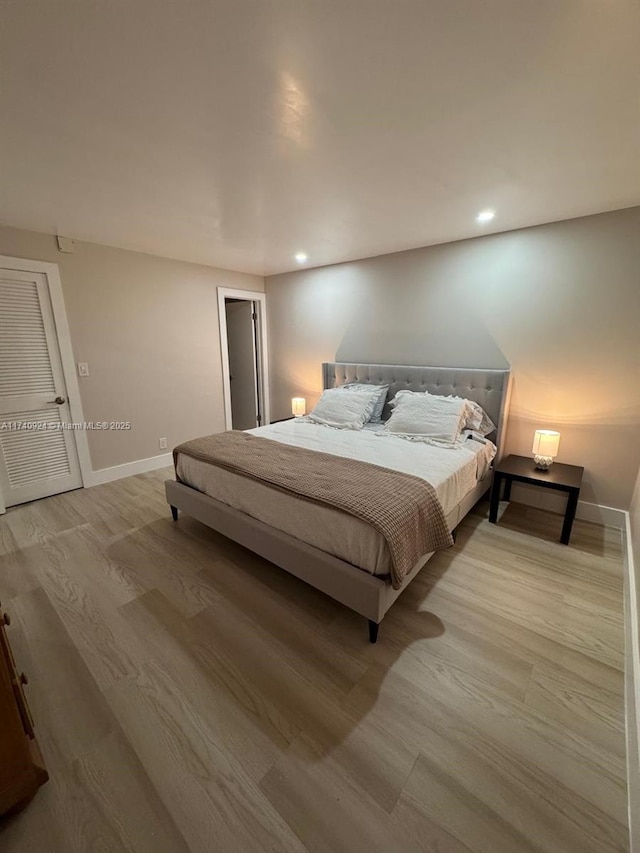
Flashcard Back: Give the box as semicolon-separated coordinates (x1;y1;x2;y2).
0;600;48;816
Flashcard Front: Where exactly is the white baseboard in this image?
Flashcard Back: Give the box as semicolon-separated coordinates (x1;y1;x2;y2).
576;500;626;529
624;510;640;852
84;452;173;487
509;482;625;529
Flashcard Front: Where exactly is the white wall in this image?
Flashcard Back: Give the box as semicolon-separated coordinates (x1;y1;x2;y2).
266;207;640;510
0;225;264;472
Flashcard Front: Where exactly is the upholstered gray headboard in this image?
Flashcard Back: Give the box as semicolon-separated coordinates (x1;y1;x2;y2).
322;362;511;455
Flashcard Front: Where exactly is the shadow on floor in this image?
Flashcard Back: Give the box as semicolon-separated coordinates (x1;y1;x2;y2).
107;510;461;759
484;500;615;557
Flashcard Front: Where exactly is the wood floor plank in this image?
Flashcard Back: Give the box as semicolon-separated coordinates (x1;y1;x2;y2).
184;602;417;813
195;561;368;693
425;586;625;694
524;661;626;759
0;545;42;602
106;525;222;619
105;661;308;853
349;662;627;825
259;736;420;853
401;735;627;853
72;729;191;853
7;587;116;761
0;589;183;853
119;589;295;780
435;566;623;669
0;474;629;852
0;733;131;853
24;533;145;689
389;796;477;853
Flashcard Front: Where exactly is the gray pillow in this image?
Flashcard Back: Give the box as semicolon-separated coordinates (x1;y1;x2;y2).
340;383;389;422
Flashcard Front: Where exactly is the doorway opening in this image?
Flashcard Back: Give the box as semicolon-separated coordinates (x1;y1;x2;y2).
217;288;269;431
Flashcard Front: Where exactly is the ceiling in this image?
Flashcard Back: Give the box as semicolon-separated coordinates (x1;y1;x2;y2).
1;1;639;276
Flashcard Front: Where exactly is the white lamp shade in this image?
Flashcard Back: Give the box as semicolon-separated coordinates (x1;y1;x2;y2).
532;430;560;458
291;397;306;417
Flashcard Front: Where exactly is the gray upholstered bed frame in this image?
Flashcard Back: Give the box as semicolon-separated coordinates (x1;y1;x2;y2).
165;363;511;642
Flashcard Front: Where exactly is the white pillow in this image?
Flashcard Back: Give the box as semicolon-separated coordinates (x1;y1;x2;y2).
307;388;378;430
384;392;466;444
388;390;425;409
390;391;495;437
459;398;496;436
340;383;389;422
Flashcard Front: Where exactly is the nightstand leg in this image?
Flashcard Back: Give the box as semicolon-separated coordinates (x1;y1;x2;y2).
489;474;502;523
561;490;579;545
503;478;512;501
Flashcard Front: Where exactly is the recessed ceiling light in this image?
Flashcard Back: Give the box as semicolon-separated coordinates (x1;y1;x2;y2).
476;209;495;223
294;252;308;263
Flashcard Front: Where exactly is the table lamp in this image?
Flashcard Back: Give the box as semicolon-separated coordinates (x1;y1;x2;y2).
291;397;306;417
532;430;560;470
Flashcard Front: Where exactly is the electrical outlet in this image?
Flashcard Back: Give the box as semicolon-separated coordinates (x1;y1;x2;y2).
77;362;89;377
159;437;168;450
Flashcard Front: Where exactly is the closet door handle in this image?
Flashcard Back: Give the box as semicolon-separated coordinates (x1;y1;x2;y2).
46;396;66;405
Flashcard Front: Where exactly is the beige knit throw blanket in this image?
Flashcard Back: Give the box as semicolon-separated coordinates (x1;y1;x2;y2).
174;431;453;589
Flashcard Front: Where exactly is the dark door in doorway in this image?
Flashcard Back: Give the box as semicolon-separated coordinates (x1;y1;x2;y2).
225;299;260;430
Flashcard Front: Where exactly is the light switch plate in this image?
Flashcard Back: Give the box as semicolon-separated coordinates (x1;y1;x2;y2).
159;437;168;450
78;362;89;376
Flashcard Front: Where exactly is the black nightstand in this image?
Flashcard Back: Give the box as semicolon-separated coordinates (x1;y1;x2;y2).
489;454;584;545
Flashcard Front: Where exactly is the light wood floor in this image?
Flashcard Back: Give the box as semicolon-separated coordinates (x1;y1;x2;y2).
0;468;629;853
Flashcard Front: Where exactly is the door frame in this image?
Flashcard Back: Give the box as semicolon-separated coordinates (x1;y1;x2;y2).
0;255;92;513
217;288;270;430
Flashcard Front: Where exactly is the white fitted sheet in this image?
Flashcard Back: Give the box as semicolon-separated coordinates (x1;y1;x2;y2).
175;421;495;577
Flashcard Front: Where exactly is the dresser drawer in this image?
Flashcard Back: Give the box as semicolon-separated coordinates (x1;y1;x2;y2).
0;606;35;738
0;601;48;815
11;672;35;739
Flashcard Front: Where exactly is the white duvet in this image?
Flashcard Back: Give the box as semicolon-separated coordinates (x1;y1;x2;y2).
176;420;496;577
248;420;495;517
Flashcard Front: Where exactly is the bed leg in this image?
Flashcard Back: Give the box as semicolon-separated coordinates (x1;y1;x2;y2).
451;527;457;543
170;505;178;522
368;620;379;644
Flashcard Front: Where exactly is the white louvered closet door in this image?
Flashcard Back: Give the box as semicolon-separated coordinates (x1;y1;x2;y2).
0;269;82;507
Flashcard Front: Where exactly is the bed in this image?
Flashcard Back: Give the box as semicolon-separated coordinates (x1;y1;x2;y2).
165;362;511;641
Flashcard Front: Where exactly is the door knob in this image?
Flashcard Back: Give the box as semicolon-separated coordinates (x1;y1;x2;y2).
46;396;66;405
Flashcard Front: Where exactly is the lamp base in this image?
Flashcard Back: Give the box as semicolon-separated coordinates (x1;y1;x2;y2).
533;454;554;471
